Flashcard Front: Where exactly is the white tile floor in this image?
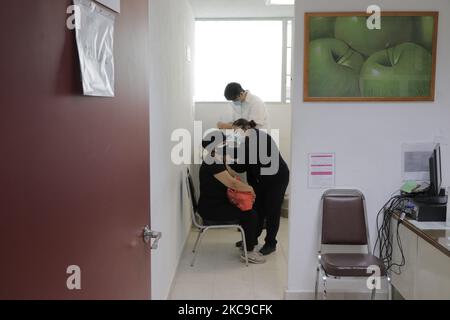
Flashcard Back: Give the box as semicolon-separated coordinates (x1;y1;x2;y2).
169;218;289;300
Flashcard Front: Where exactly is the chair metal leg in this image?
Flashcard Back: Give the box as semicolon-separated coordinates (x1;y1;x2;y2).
371;279;377;300
322;274;328;300
192;229;203;253
191;228;207;267
238;226;249;267
387;276;392;301
314;266;320;300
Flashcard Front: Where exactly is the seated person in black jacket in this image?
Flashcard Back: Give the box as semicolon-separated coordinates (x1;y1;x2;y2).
198;130;265;264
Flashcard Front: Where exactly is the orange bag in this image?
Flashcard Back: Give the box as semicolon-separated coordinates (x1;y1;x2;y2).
227;188;255;212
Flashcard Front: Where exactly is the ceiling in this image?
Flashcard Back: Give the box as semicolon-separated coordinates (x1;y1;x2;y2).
189;0;295;19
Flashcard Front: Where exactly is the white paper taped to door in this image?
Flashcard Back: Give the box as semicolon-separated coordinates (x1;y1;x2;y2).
74;0;116;97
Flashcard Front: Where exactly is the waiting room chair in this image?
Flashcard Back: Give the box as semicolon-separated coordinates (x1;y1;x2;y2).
315;189;391;300
185;168;249;267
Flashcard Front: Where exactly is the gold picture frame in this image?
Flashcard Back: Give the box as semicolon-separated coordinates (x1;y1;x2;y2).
304;12;439;102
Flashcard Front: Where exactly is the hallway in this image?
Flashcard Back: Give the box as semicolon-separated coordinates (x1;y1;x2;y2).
170;218;289;300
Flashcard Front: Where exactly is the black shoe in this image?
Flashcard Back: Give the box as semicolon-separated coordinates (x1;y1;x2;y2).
259;245;276;256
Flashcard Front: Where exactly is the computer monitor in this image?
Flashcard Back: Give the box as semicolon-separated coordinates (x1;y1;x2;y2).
402;143;436;182
429;143;442;196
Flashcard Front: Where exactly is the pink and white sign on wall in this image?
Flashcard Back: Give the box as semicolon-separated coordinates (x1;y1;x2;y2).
308;153;336;189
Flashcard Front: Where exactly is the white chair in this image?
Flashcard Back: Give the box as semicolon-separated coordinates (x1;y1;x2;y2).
185;168;249;267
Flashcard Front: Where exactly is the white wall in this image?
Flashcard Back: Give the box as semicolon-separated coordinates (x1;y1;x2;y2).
195;102;292;166
189;0;294;18
149;0;195;300
288;0;450;298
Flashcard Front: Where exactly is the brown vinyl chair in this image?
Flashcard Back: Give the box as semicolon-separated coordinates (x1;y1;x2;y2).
314;189;391;300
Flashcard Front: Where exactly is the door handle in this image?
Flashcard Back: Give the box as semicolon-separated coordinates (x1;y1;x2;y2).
143;226;162;250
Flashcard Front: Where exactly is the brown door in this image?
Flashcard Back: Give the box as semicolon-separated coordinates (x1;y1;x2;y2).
0;0;152;299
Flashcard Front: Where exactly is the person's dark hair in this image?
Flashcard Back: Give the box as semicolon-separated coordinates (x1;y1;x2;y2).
233;119;257;130
202;130;226;156
224;82;244;101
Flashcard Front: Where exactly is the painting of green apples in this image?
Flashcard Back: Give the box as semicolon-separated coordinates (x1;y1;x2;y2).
304;12;438;101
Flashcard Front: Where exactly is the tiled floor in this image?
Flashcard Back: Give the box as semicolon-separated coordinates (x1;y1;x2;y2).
169;218;289;300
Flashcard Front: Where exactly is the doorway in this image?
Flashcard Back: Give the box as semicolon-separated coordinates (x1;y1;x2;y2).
169;0;294;300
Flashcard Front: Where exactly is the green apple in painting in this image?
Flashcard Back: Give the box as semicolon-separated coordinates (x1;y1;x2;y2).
335;16;414;56
414;16;434;53
309;38;364;97
360;42;432;97
310;16;336;40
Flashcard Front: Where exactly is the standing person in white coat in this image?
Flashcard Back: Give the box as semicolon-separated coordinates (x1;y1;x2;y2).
217;83;270;131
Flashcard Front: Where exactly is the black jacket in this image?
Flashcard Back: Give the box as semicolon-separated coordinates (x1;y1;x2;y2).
230;129;289;185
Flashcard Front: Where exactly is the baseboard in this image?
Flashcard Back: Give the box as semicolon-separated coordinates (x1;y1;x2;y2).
165;221;193;300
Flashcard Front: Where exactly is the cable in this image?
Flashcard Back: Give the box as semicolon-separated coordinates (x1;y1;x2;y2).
374;194;409;275
390;221;406;274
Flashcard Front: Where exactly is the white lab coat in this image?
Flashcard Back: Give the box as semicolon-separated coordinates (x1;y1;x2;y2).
231;91;270;130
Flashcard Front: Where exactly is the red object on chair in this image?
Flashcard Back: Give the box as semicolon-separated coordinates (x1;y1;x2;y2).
227;188;255;212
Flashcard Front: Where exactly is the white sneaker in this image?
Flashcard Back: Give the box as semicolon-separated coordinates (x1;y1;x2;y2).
241;250;266;264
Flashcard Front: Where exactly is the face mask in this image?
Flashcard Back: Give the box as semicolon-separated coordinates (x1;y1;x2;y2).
223;132;243;153
235;134;244;145
225;133;239;145
233;130;246;145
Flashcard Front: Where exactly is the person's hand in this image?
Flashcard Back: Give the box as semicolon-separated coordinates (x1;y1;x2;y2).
218;122;233;130
248;186;256;198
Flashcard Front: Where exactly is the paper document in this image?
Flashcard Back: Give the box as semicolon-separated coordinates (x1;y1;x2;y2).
95;0;120;13
402;142;436;182
308;153;336;189
74;0;116;97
